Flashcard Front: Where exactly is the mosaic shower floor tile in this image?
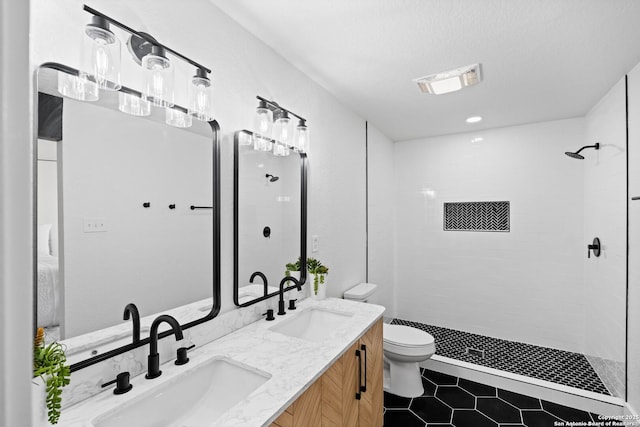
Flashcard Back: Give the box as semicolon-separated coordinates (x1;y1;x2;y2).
391;318;610;395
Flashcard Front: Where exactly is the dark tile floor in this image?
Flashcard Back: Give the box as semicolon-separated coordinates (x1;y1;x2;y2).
383;369;609;427
391;318;610;395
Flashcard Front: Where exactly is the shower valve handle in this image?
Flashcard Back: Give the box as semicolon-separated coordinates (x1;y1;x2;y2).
587;237;601;258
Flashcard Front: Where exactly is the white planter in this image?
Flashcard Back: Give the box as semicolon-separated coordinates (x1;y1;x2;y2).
31;377;49;426
309;274;327;300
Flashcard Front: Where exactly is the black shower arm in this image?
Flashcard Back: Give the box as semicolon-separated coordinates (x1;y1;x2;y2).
574;143;600;154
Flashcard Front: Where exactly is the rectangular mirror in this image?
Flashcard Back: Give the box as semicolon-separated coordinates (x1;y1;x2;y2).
35;64;220;370
233;130;307;306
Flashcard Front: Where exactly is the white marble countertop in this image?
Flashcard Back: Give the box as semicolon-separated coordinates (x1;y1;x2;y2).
56;297;385;427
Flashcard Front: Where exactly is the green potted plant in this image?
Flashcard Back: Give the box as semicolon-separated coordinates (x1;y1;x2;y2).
33;327;71;425
285;257;301;278
307;257;329;299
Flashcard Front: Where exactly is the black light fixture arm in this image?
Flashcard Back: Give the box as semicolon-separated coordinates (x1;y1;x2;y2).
83;5;211;75
256;95;307;123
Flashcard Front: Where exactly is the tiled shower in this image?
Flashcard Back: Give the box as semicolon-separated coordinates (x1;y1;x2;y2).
392;92;627;398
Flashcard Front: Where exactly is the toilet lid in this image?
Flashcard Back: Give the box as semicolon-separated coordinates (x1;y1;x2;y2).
383;324;434;347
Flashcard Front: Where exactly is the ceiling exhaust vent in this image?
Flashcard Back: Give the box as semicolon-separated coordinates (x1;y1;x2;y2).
414;63;482;95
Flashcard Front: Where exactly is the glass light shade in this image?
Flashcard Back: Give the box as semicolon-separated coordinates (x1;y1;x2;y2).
188;74;214;121
293;121;309;153
273;141;290;156
238;132;253;146
253;103;273;152
142;49;175;107
273;115;291;156
81;18;121;91
57;72;99;101
165;107;192;128
118;92;151;116
273;112;291;139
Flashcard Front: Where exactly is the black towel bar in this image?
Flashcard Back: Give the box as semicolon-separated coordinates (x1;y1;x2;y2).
190;205;213;210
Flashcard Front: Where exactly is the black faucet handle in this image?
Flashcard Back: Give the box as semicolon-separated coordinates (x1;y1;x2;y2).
263;309;275;321
175;344;196;365
288;299;298;310
101;372;133;395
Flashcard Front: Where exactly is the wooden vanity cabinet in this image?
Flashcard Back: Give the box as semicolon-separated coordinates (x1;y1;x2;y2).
269;319;383;427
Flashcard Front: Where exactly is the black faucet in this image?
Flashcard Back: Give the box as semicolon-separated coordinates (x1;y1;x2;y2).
250;271;269;296
146;314;183;379
278;276;301;315
123;303;140;344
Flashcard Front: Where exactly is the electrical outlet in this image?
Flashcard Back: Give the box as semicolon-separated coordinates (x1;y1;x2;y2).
312;235;319;252
83;218;107;233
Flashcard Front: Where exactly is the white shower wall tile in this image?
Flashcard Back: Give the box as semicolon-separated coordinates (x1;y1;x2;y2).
583;77;627;364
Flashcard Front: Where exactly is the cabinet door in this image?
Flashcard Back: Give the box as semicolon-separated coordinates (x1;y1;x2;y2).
321;341;359;426
358;319;383;427
271;379;322;427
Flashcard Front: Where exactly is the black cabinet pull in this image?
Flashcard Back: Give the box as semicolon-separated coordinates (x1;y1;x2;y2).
355;349;362;400
360;344;368;393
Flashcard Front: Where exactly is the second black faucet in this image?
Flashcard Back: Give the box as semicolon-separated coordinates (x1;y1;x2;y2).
146;314;183;379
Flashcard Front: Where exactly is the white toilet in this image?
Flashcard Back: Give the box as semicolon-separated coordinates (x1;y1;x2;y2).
343;283;436;397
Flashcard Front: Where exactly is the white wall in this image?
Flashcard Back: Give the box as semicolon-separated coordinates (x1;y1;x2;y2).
0;0;33;426
367;124;396;316
583;78;627;364
393;119;587;352
627;63;640;413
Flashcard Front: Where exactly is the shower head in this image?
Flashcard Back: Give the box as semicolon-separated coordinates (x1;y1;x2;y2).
564;143;600;160
265;173;279;182
564;151;585;160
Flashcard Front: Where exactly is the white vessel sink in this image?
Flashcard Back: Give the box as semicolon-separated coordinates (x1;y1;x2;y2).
269;307;354;342
91;357;271;427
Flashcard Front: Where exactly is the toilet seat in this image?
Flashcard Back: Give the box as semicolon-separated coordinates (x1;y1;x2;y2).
383;324;436;357
383;324;434;347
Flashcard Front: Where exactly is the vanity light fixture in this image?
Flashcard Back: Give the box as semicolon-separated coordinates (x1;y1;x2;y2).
413;63;482;95
188;68;214;121
81;15;121;91
142;45;175;107
252;96;309;156
253;100;273;151
466;116;483;124
72;5;214;123
293;119;309;153
273;110;292;157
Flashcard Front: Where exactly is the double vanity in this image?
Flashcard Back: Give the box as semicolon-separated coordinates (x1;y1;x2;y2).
55;297;385;427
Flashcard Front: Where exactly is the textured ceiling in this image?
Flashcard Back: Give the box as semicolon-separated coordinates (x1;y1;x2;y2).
210;0;640;141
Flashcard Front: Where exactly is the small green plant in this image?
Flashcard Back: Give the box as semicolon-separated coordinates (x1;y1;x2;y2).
33;327;71;425
285;257;301;277
307;258;329;295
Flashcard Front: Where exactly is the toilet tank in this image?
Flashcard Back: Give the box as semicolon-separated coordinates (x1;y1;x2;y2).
343;283;378;302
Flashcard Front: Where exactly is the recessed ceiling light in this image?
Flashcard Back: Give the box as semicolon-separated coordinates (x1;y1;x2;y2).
466;116;483;124
413;63;482;95
471;137;484;143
